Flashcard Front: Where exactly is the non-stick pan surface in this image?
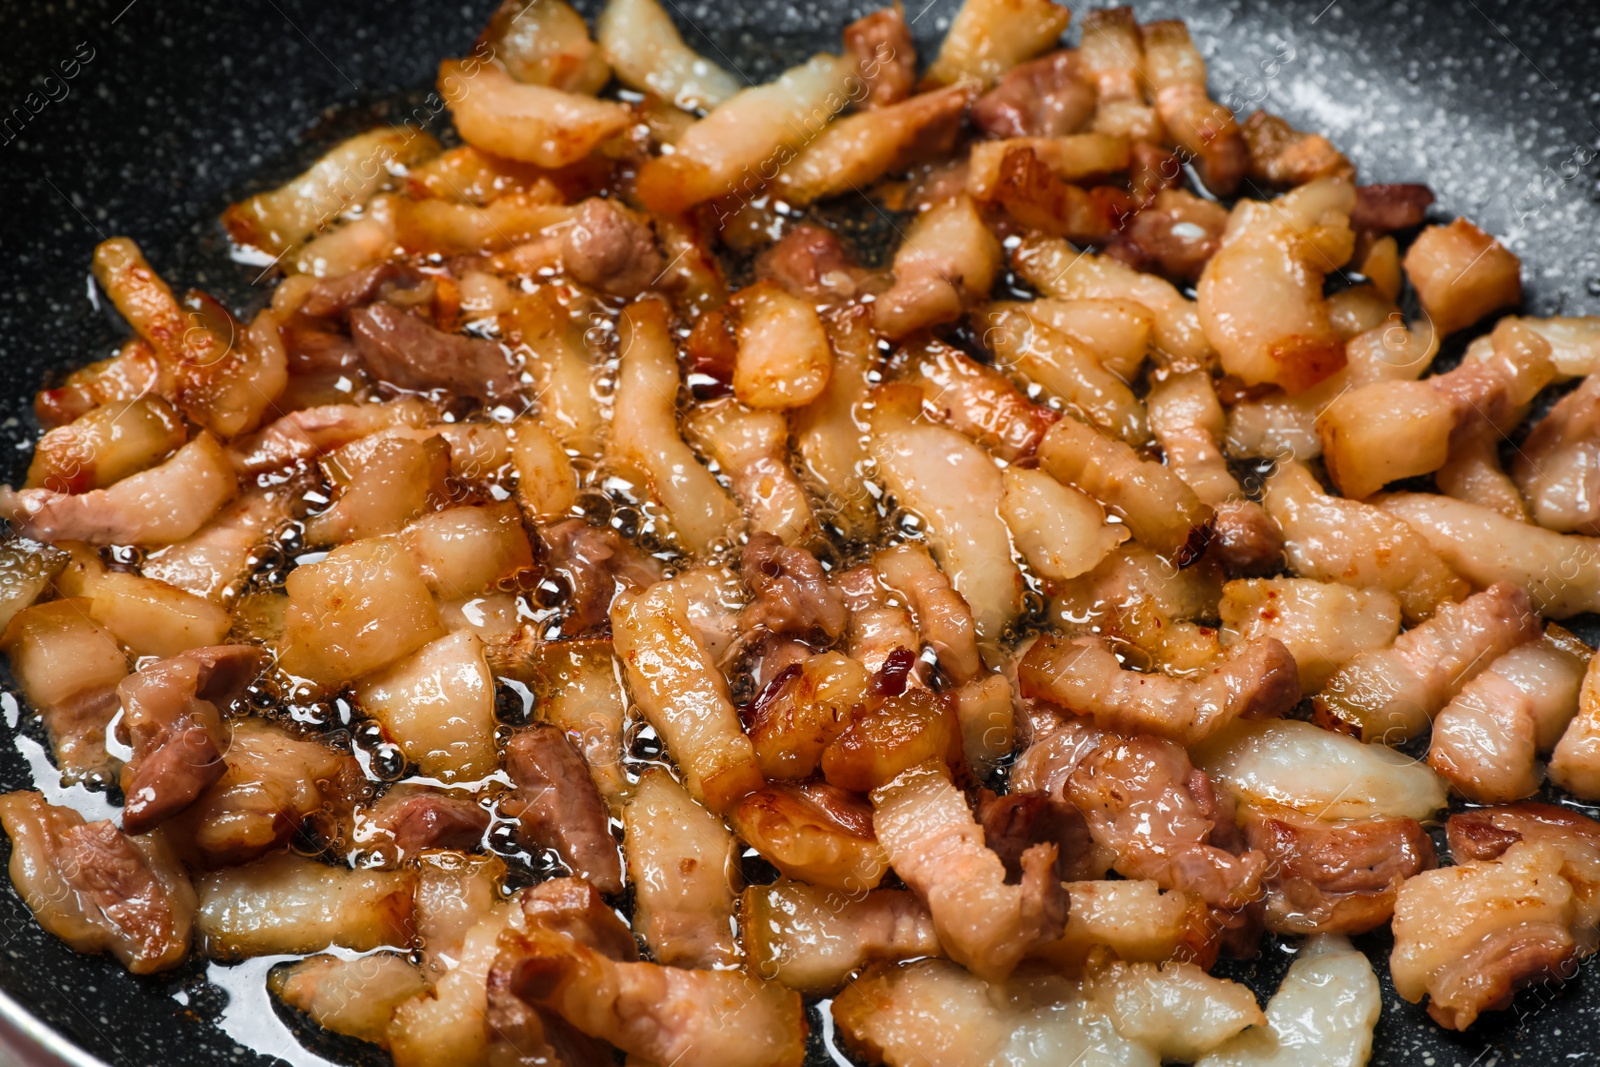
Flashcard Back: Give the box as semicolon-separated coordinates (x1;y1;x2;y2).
1;0;1598;1064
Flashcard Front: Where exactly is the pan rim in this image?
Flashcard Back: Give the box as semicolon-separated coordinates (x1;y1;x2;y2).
0;987;111;1067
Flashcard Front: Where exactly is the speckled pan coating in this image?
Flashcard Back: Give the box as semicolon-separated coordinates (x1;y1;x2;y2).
0;1;1597;1065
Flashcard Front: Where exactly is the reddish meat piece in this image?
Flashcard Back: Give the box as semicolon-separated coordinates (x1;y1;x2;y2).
116;645;269;836
166;719;365;869
1128;141;1184;206
302;262;428;320
519;876;642;960
486;878;635;1064
541;518;665;635
377;789;492;853
1447;802;1600;862
39;686;122;787
975;788;1096;882
754;223;871;304
1105;189;1230;283
54;821;190;967
1209;498;1286;577
561;198;664;298
350;303;520;403
740;533;849;641
1350;183;1435;234
1240;110;1355;188
0;791;195;974
502;726;624;895
990;147;1135;245
1067;733;1266;908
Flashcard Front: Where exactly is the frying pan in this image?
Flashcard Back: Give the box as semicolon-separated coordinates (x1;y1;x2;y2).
1;0;1598;1063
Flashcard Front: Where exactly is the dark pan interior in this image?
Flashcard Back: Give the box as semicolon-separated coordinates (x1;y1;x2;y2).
1;0;1599;1064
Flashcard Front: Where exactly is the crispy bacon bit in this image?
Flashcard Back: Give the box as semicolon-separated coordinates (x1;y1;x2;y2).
970;51;1095;139
1128;140;1183;206
742;882;940;994
1197;177;1355;394
1241;110;1356;187
1515;374;1600;535
843;7;916;108
611;576;763;813
731;780;887;891
1447;802;1600;865
1141;20;1247;196
1315;582;1541;743
776;83;973;206
1019;633;1298;746
0;594;130;784
624;769;742;968
167;718;365;869
1441;803;1600;957
821;686;963;792
744;652;869;781
1010;718;1109;804
1428;633;1589;804
1144;369;1285;578
1391;839;1583;1030
1035;415;1214;566
872;763;1067;979
1264;459;1468;624
990;146;1134;244
1318;318;1554;500
230;398;436;475
1;433;239;548
270;952;428;1049
1403;218;1523;338
34;340;162;429
687;400;819;545
494;877;805;1067
873;195;1001;340
875;542;982;685
1243;804;1435;935
837;563;921;675
1079;7;1159;140
25;395;186;496
895;335;1060;463
142;488;295;600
